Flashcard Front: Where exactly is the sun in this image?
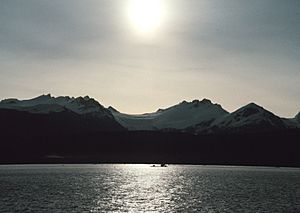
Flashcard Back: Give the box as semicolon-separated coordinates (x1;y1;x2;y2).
128;0;165;35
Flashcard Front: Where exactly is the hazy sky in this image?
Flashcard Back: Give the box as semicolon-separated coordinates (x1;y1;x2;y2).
0;0;299;117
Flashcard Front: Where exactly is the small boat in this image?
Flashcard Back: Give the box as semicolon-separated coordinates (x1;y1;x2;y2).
150;164;167;167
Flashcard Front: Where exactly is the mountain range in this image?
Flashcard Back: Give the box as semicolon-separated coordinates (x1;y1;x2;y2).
1;94;299;134
1;94;300;166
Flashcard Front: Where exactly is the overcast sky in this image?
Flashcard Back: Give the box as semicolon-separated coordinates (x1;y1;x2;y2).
0;0;299;117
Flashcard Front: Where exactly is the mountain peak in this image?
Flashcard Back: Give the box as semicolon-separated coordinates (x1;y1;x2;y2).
233;103;265;118
189;99;212;108
33;94;53;100
180;100;188;105
200;98;212;104
71;96;104;110
83;95;90;101
244;102;263;109
180;98;212;106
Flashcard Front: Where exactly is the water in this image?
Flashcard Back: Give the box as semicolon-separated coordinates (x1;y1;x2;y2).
0;164;299;212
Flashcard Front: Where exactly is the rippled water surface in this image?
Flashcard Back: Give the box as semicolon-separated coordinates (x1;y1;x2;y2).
0;164;300;212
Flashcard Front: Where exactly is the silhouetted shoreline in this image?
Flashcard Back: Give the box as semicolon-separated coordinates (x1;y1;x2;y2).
1;129;300;167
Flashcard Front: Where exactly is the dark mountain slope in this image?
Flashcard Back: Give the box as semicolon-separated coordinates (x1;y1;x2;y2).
0;108;125;135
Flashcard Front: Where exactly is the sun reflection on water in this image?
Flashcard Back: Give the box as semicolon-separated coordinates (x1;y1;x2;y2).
91;164;176;212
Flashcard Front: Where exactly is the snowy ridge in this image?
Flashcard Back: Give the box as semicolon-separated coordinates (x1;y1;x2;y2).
110;99;229;130
198;103;287;133
0;94;109;115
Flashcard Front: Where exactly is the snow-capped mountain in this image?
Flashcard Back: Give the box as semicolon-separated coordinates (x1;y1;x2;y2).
109;99;228;130
197;103;287;133
1;94;299;134
0;94;125;132
0;94;111;116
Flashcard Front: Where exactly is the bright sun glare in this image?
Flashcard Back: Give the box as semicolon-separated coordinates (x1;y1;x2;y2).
128;0;165;35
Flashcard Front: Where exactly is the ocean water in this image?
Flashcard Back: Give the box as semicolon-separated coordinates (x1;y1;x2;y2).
0;164;299;213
